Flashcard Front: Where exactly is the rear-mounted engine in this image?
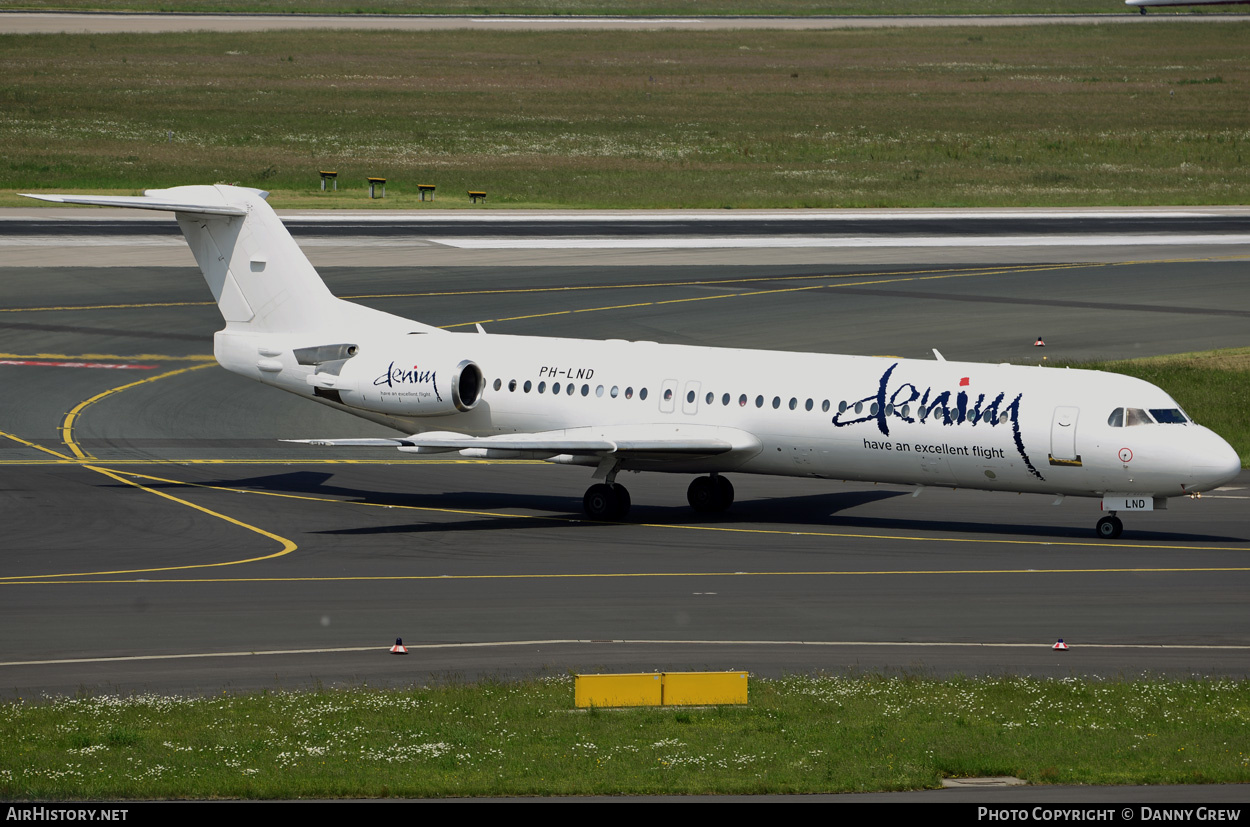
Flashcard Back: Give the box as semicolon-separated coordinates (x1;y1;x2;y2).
310;353;484;417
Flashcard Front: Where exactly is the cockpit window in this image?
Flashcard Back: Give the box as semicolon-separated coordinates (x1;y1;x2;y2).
1109;407;1189;427
1149;408;1189;424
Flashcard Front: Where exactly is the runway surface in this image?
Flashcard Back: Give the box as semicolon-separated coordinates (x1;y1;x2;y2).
1;212;1248;697
4;11;1248;35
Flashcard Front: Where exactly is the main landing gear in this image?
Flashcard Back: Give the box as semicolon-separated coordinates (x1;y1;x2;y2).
687;474;735;513
580;474;735;520
1096;513;1124;540
583;482;631;520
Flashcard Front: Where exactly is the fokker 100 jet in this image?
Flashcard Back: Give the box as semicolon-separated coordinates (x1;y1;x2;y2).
25;186;1241;538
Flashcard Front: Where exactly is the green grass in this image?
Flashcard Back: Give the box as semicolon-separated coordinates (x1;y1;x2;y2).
10;1;1244;17
3;674;1249;798
1074;348;1250;467
4;24;1250;208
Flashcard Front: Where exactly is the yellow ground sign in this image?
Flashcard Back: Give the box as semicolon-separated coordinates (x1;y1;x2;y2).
575;673;662;708
574;672;748;708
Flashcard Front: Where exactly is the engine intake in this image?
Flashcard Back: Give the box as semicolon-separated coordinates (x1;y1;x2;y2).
450;360;484;412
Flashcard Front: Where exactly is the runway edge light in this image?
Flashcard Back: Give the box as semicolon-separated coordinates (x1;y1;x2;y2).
1053;639;1069;651
390;637;408;655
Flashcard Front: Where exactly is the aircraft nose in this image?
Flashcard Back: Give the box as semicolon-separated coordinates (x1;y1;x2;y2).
1191;430;1242;491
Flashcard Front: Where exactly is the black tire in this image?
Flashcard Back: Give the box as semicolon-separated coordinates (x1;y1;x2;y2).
584;483;630;520
584;483;615;519
1096;516;1123;539
713;475;735;511
610;484;631;520
687;476;717;512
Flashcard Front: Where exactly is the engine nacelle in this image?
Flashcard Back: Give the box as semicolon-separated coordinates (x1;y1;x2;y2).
311;352;484;417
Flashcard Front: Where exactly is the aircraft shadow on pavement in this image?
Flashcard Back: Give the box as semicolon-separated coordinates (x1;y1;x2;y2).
113;471;1245;544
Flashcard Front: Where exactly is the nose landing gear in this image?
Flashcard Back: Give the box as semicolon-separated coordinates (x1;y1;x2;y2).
1096;513;1124;539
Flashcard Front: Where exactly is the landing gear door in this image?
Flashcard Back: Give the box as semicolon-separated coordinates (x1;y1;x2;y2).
1051;406;1080;463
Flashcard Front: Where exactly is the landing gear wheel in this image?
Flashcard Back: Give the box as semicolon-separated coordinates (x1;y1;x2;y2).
688;475;733;513
1096;515;1123;539
583;483;630;520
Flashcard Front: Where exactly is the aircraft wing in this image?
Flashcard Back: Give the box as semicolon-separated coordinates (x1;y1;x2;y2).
287;425;761;462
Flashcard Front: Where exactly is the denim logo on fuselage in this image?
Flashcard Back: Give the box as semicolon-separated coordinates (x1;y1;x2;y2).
373;361;442;401
831;362;1043;480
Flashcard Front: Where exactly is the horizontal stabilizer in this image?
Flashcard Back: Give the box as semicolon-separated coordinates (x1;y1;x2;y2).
21;192;250;217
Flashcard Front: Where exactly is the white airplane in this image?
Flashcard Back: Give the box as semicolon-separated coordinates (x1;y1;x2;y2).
24;185;1241;539
1126;0;1250;12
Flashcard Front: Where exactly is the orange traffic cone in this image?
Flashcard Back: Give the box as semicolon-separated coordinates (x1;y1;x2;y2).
390;637;408;655
1034;336;1046;347
1052;638;1068;651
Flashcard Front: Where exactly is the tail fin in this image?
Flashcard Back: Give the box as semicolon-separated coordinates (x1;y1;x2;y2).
23;185;435;337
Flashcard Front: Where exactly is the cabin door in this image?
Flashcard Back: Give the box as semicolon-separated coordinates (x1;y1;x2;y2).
1050;406;1080;462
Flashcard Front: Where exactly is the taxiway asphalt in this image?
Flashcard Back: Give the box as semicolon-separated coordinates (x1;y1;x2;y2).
0;215;1247;697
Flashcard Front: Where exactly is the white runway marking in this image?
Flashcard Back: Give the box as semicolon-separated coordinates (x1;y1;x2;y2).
0;360;157;370
470;17;703;23
444;234;1250;250
210;208;1250;222
7;638;1250;668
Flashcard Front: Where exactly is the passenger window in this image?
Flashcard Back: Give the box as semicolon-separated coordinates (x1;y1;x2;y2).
805;399;813;412
755;395;764;408
664;388;674;401
788;398;797;411
640;388;649;400
821;400;830;413
523;380;532;393
553;382;561;395
1107;407;1124;428
610;386;619;398
869;402;878;416
581;384;589;396
596;385;604;397
625;386;633;399
567;383;575;396
772;397;781;409
739;394;748;407
854;402;863;414
723;393;731;406
538;381;546;394
493;378;502;392
839;401;848;413
686;390;695;403
705;392;714;405
508;379;517;392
